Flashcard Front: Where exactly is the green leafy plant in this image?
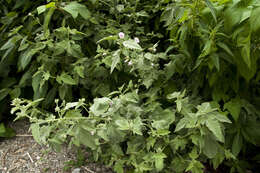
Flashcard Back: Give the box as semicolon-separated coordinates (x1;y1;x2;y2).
1;0;260;172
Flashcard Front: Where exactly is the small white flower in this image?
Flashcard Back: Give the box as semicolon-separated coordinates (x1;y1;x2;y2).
151;63;154;66
90;131;95;136
28;13;32;16
118;32;125;39
134;37;140;43
128;61;133;66
103;52;107;56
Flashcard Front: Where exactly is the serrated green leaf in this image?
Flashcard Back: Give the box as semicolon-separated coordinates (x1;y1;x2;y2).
115;118;130;131
123;40;142;50
132;117;143;135
224;98;241;122
175;118;188;132
30;124;41;144
63;2;91;20
206;118;224;142
74;66;84;78
153;152;167;171
77;127;99;150
151;109;175;130
58;73;77;85
111;50;120;73
89;97;111;116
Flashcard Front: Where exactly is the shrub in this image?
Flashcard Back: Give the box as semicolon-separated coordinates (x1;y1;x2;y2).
1;0;260;172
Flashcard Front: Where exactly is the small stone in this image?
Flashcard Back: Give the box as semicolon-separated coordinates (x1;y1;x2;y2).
72;168;81;173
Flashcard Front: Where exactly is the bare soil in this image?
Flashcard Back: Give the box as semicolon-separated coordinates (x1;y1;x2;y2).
0;120;113;173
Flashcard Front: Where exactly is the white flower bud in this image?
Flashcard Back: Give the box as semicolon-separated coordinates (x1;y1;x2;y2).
118;32;125;39
134;37;140;43
128;61;133;66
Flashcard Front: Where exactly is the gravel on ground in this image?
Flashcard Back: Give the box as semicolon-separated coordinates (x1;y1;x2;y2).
0;120;113;173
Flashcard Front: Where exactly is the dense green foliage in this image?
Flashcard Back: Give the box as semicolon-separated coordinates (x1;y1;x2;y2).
1;0;260;172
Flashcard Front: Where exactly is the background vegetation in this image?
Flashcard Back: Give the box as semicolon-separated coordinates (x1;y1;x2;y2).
1;0;260;172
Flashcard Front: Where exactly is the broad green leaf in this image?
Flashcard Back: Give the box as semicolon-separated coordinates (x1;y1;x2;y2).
175;118;188;132
111;50;120;73
19;43;46;70
205;0;217;23
217;42;234;57
63;2;91;20
77;127;99;150
132;117;143;135
123;40;142;50
43;87;57;108
151;109;175;130
232;133;243;156
189;148;199;160
114;161;124;173
224;98;241;122
74;66;84;78
115;118;130;131
200;40;212;58
37;5;46;14
213;112;231;123
210;53;220;71
212;152;225;170
89;97;111;116
0;35;22;50
9;88;21;99
206;118;224;142
58;73;77;85
250;7;260;32
0;88;10;101
0;123;15;138
0;123;6;135
65;110;82;118
30;124;41;144
59;85;68;100
43;7;56;37
160;8;174;27
186;160;204;173
203;135;218;158
153;152;167;171
241;42;251;68
240;7;252;24
167;91;181;100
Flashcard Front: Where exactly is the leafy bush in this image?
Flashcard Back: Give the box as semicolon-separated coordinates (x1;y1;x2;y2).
1;0;260;172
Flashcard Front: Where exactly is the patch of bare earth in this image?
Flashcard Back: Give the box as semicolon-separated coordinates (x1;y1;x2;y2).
0;120;113;173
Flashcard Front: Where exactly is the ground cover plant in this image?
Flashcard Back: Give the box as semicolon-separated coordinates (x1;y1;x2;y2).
1;0;260;172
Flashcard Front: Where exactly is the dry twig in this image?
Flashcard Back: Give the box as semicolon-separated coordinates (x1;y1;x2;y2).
83;166;96;173
1;148;11;168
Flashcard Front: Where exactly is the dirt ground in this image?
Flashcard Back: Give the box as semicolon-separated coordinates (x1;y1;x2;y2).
0;120;113;173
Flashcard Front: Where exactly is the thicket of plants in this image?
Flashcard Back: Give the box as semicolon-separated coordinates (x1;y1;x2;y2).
1;0;260;172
